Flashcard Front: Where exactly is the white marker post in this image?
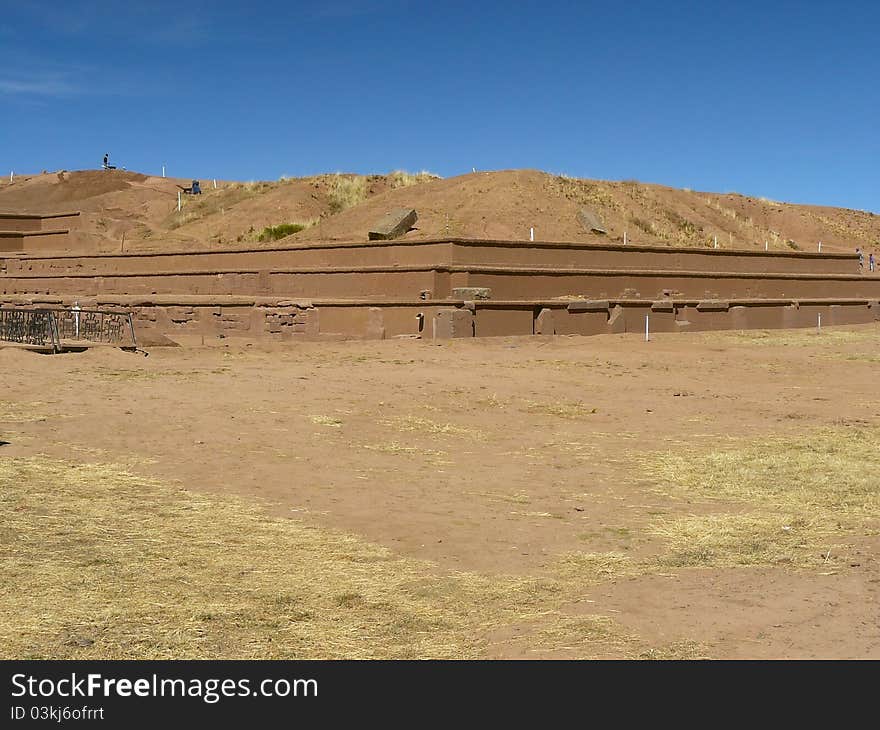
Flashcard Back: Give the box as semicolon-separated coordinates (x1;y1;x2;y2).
9;171;13;183
213;179;217;189
818;241;822;252
72;301;81;339
162;165;166;178
177;191;181;212
623;231;627;246
818;313;822;332
530;227;534;242
765;240;768;251
645;315;650;342
714;235;718;249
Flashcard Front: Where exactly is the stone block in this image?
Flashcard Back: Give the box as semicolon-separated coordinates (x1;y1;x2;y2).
577;208;607;234
697;300;729;312
567;299;609;313
367;307;385;340
432;308;474;339
608;305;626;334
535;308;555;335
451;287;491;300
368;208;418;240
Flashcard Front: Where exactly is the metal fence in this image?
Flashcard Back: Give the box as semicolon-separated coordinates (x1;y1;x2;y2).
0;307;136;351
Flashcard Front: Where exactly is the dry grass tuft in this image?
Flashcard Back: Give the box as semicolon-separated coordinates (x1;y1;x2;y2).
522;400;597;418
327;174;367;213
387;170;440;188
309;415;343;427
0;401;52;422
650;513;842;568
380;415;485;439
554;551;637;582
520;614;636;657
638;639;710;660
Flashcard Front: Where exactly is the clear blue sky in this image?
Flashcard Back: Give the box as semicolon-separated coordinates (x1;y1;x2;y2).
2;1;878;210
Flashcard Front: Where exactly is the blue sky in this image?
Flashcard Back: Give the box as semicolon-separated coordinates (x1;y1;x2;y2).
1;1;878;210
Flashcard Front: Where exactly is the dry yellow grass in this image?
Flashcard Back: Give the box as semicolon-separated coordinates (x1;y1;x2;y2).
309;414;343;427
522;400;598;418
651;513;842;568
164;182;274;230
0;454;723;660
646;427;880;515
6;456;705;659
327;174;367;213
699;325;879;347
639;425;880;569
0;457;555;659
379;415;485;439
387;170;440;188
0;401;52;422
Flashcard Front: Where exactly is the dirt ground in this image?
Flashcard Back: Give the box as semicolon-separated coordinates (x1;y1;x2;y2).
2;326;879;659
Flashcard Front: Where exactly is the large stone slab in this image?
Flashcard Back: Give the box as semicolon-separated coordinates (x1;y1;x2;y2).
577;208;607;234
697;300;730;312
451;287;491;300
535;307;555;335
567;299;609;313
368;208;418;240
432;308;474;338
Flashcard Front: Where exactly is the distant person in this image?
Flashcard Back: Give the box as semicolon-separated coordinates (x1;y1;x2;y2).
870;252;876;273
856;247;864;269
102;153;116;170
191;180;201;195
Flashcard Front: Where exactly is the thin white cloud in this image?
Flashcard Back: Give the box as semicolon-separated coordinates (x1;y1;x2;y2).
0;75;79;97
2;2;212;46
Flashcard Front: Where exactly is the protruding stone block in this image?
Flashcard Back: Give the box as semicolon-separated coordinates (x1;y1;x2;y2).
367;307;385;340
451;287;491;300
535;308;555;335
697;300;729;312
368;208;418;240
651;300;674;312
567;299;609;313
577;208;607;234
432;308;473;339
608;305;626;333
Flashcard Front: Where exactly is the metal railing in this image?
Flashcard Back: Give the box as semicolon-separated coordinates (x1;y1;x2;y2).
0;307;137;351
